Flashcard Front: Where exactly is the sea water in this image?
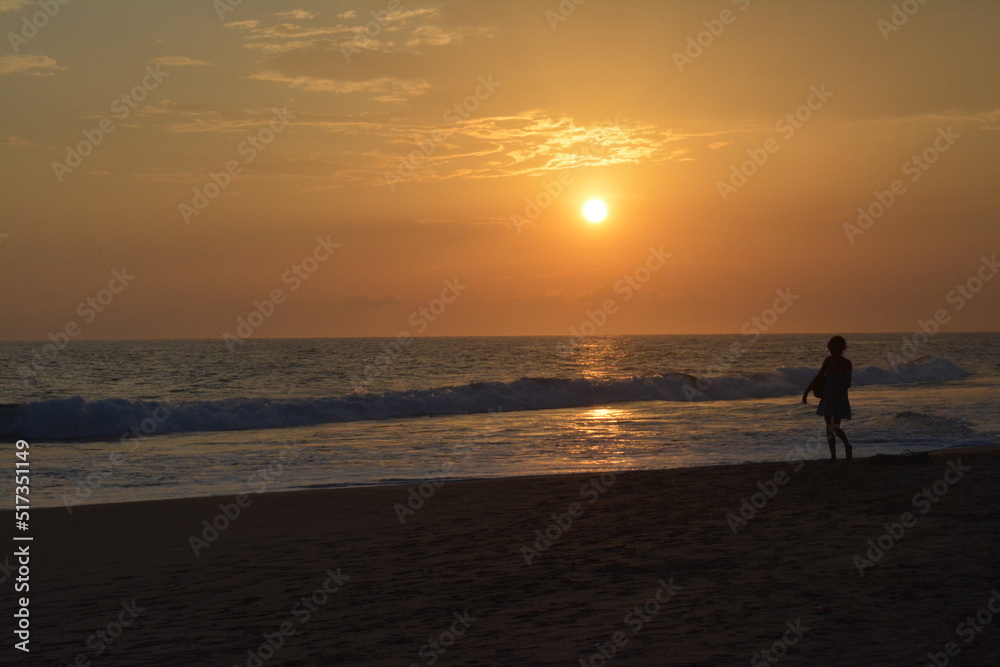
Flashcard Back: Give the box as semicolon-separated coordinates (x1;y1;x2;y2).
1;333;996;508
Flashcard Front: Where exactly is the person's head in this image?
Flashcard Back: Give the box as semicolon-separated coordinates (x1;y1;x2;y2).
827;335;847;356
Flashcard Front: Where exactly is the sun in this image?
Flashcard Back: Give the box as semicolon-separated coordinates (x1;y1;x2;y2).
583;199;608;223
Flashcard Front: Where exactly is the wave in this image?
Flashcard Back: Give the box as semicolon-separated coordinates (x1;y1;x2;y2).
0;356;971;441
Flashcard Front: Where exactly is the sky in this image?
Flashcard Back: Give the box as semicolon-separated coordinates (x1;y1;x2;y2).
1;0;999;340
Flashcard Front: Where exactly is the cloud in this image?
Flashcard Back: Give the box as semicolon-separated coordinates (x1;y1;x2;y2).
224;20;260;30
0;0;30;12
136;101;297;134
394;111;685;180
128;88;688;192
249;70;430;102
405;24;493;48
0;54;65;76
149;56;212;67
337;10;357;20
307;109;685;186
0;135;35;146
123;103;689;197
225;5;488;103
275;10;319;20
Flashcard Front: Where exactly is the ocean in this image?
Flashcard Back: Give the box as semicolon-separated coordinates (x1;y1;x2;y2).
1;333;997;509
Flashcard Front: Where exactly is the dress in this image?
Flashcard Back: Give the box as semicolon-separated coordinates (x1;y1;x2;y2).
816;364;852;421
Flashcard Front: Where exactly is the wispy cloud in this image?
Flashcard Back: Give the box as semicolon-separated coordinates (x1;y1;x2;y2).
223;6;492;106
136;101;296;134
224;20;260;30
248;71;431;102
405;24;493;48
338;111;684;186
130;102;685;189
275;10;319;20
0;0;30;13
333;111;684;184
0;54;65;76
0;135;35;146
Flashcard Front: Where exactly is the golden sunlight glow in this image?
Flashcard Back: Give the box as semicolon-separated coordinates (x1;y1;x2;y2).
583;199;608;223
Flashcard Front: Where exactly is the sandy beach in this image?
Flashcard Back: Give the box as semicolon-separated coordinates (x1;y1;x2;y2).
7;447;1000;666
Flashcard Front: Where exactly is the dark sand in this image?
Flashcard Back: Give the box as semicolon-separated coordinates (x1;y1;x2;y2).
6;447;1000;666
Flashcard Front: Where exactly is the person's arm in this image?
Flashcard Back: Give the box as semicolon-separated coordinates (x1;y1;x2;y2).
802;357;830;404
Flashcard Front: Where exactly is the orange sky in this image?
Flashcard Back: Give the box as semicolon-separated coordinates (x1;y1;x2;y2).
1;0;999;340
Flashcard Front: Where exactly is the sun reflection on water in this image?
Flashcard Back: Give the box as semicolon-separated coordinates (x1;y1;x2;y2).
566;406;637;467
569;337;635;379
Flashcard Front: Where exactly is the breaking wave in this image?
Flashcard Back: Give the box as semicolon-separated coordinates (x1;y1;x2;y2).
0;357;970;441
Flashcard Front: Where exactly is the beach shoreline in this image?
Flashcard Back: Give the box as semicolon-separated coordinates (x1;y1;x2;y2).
7;446;1000;665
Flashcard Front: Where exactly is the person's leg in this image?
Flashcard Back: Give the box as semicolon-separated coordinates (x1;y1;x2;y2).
825;416;837;461
834;421;852;460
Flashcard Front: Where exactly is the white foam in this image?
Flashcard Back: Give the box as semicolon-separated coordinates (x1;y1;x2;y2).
0;356;970;441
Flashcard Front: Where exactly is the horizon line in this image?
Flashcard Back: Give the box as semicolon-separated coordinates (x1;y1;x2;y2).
1;331;998;344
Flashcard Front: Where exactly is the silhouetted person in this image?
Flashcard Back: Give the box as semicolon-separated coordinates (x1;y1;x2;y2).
803;335;853;461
